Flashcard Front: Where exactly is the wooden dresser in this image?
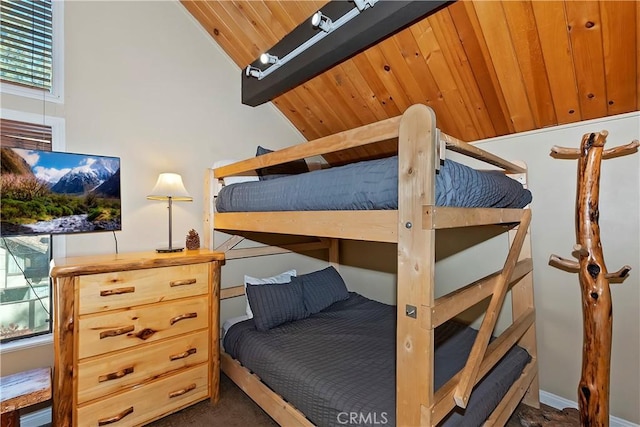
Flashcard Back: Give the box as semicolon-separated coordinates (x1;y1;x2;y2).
50;250;224;427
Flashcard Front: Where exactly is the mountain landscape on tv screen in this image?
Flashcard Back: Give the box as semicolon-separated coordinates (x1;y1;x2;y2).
0;148;122;236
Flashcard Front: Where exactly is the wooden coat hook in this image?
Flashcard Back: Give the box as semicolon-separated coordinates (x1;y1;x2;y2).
549;131;638;426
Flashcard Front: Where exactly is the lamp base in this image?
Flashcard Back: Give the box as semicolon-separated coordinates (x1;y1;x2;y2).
156;247;184;253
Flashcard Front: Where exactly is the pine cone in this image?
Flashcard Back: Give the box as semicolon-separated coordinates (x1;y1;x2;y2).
185;229;200;250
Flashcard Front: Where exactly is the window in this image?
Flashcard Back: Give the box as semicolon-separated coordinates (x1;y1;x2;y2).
0;236;51;342
0;0;63;102
1;118;54;343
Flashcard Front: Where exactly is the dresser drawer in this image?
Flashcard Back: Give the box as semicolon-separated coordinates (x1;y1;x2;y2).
76;364;209;427
78;264;209;315
77;330;209;404
78;297;209;359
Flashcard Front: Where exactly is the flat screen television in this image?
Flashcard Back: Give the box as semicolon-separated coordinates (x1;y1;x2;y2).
1;147;121;236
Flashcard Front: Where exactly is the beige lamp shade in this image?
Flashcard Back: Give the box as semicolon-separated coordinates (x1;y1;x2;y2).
147;173;193;201
147;172;192;252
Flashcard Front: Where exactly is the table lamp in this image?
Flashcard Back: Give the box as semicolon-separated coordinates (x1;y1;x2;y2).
147;172;193;252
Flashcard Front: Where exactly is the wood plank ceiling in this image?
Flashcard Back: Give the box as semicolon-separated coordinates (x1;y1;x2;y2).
182;0;638;162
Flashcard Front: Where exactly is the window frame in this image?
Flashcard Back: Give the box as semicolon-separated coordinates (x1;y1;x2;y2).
6;253;25;276
0;0;65;103
0;108;66;349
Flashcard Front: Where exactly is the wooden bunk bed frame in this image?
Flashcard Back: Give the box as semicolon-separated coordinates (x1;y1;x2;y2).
204;104;539;426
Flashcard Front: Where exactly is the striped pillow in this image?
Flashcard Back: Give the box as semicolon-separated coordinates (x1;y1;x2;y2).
244;269;296;318
300;266;350;314
246;279;308;331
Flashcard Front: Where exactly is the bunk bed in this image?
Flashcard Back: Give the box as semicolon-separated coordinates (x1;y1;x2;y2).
204;104;539;426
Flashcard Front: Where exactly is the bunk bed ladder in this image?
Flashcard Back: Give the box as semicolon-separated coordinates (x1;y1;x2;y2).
427;211;538;425
453;210;532;408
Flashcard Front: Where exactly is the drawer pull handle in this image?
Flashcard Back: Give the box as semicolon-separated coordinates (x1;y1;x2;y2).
169;312;197;325
98;366;134;383
168;383;196;398
169;348;197;361
98;406;134;426
136;328;156;340
100;286;135;297
100;325;134;339
170;278;197;287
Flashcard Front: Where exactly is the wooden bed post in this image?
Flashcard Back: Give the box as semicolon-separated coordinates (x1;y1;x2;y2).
203;168;215;250
397;104;437;426
328;238;340;270
508;166;540;409
508;223;540;409
549;132;638;426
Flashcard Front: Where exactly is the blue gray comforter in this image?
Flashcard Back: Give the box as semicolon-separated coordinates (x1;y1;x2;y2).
224;293;531;427
216;156;532;212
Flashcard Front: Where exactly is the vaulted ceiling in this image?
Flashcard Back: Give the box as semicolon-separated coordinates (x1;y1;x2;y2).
182;0;638;156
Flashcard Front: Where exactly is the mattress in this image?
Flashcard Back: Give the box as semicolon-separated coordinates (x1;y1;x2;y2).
224;293;531;427
216;156;532;212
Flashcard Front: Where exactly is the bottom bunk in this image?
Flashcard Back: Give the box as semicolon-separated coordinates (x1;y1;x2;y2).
220;269;536;427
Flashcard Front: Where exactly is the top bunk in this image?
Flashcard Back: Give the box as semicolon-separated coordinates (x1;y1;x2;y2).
206;104;531;244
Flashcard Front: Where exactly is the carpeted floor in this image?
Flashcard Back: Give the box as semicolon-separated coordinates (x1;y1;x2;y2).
147;373;576;427
147;373;278;427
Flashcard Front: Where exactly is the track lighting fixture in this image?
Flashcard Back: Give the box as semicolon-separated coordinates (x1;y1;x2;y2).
260;53;279;64
244;0;380;82
311;11;333;32
243;0;448;105
245;66;263;79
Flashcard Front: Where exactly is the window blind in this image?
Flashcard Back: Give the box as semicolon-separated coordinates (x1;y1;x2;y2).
0;0;53;91
1;118;52;151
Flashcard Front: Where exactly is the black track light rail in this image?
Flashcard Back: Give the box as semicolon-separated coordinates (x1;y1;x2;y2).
241;0;452;107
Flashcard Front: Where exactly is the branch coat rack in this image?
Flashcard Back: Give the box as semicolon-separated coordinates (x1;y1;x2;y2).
549;131;639;426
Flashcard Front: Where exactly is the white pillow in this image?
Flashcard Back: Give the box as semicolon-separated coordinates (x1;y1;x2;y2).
244;269;297;318
222;314;250;341
213;159;259;186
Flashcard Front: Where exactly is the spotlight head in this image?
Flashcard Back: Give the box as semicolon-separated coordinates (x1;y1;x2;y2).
260;53;279;64
311;11;333;32
245;66;262;79
311;11;322;27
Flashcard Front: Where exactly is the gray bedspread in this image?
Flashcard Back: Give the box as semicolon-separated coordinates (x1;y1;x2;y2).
216;156;532;212
224;293;531;427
